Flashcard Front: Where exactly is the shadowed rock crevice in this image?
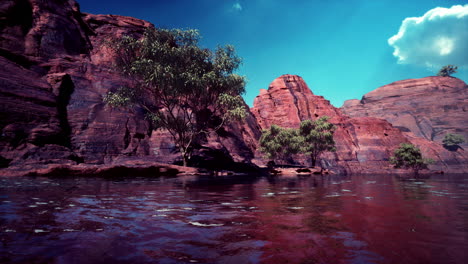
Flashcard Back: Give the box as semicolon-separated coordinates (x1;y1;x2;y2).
56;74;74;147
0;1;466;174
0;48;35;69
0;0;33;50
0;0;260;172
0;155;11;168
123;119;131;150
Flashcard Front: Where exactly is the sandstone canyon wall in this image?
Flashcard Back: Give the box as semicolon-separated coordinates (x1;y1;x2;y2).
341;77;468;172
0;0;260;172
0;0;466;175
251;75;468;173
341;77;467;145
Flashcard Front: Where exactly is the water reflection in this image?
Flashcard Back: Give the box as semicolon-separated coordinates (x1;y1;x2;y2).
1;174;467;263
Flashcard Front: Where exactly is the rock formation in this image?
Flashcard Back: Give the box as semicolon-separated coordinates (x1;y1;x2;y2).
341;76;468;172
0;0;261;175
341;77;467;143
0;0;465;175
251;75;468;173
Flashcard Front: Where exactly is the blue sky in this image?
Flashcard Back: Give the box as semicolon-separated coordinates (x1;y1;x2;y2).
78;0;468;107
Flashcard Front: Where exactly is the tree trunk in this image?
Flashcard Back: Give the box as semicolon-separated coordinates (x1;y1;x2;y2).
180;147;189;167
311;155;316;168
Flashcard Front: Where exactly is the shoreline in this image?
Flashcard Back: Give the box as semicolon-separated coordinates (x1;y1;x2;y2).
0;161;458;177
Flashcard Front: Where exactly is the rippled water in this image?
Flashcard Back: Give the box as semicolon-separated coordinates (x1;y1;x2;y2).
1;174;468;264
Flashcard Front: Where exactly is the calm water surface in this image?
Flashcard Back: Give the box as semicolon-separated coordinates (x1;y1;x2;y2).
1;174;467;264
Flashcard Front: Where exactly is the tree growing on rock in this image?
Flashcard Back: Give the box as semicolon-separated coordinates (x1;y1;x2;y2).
390;143;433;176
298;117;336;167
442;133;465;151
104;28;246;167
437;65;458;77
259;125;301;164
259;117;336;168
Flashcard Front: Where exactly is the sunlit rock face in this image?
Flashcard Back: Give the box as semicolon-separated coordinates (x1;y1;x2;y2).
341;76;467;144
341;76;468;172
0;0;260;170
252;75;468;173
1;0;465;174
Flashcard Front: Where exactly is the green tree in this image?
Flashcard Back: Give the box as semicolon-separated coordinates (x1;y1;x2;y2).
298;117;336;167
437;65;458;77
442;133;465;150
259;125;300;164
104;28;246;167
390;143;433;176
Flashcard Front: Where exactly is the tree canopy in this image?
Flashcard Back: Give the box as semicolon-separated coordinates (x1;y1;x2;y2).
259;117;336;167
259;125;301;163
104;28;246;166
442;133;465;150
390;143;433;175
437;65;457;77
298;117;336;167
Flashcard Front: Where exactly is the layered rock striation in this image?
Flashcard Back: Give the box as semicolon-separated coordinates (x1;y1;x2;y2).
252;75;468;173
341;76;468;172
341;77;467;145
0;0;261;174
0;0;465;175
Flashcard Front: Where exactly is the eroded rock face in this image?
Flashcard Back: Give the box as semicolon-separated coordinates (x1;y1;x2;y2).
252;75;468;173
1;0;465;174
341;77;468;144
0;0;260;171
341;76;468;172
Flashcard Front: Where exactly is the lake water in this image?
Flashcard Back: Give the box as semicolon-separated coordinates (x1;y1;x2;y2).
1;174;467;264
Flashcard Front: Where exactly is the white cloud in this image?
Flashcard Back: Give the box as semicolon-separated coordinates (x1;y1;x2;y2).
388;5;468;67
232;2;242;12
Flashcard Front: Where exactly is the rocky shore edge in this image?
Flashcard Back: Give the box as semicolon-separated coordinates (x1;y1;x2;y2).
0;160;199;177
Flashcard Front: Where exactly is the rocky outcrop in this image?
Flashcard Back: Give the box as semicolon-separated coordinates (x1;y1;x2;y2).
252;75;468;173
0;158;199;177
0;0;260;173
1;0;465;175
341;76;468;172
341;77;467;145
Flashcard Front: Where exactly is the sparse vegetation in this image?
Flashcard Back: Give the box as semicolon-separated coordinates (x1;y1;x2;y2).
442;133;465;151
298;117;336;167
390;143;433;176
259;117;336;167
104;28;246;167
437;65;458;77
259;125;301;163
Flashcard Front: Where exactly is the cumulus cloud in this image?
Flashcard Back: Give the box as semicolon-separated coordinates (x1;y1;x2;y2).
388;5;468;67
232;2;242;12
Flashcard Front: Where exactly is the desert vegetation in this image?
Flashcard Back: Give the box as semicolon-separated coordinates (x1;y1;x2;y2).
437;65;458;77
390;143;433;175
104;28;246;166
259;117;336;168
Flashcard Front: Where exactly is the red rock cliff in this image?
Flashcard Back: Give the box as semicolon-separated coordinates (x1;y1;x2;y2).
0;0;261;171
252;75;468;173
1;0;465;174
341;77;467;145
341;76;468;172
